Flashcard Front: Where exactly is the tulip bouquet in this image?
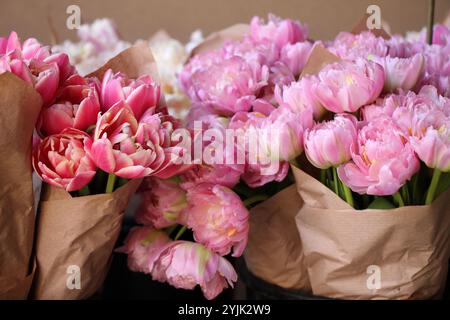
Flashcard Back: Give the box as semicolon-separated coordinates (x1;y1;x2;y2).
146;14;450;300
0;31;74;299
53;18;203;118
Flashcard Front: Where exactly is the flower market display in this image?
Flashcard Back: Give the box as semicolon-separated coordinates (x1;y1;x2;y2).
1;5;450;301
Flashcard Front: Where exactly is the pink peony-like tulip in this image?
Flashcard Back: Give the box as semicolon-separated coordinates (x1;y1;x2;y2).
304;114;358;169
276;76;326;120
258;105;313;162
280;41;313;77
180;164;243;190
38;74;100;136
228;109;289;187
179;50;269;115
329;31;389;60
87;102;184;179
152;241;237;300
249;14;308;50
32;128;96;192
410;118;450;172
337;116;420;196
101;69;160;120
0;31;75;105
313;59;385;113
375;53;424;92
136;177;188;228
182;184;249;257
117;226;171;274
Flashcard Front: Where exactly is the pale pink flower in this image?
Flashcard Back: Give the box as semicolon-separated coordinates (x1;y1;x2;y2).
118;227;171;274
249;14;308;50
337;116;420;196
152;241;237;300
313;59;385;113
304;114;358;169
280;41;313;77
182;184;249;257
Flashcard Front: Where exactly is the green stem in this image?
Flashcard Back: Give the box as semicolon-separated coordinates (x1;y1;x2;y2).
401;184;410;206
320;169;327;185
332;167;339;196
243;194;269;208
425;168;442;205
342;183;354;208
78;185;90;196
174;226;187;240
105;173;116;193
393;192;405;207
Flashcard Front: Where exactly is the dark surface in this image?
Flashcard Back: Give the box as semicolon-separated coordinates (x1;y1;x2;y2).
101;218;450;300
100;218;233;301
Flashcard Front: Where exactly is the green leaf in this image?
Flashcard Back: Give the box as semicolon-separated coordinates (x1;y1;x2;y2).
435;172;450;199
368;197;395;209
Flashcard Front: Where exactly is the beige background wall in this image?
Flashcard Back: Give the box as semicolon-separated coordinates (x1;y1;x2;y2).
1;0;449;44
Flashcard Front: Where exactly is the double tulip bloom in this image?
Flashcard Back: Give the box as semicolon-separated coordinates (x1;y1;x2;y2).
120;227;237;300
0;31;75;105
337;116;420;196
182;184;249;257
32;128;96;192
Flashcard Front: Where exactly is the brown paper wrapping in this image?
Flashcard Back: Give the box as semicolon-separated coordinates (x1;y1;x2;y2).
32;179;141;299
0;73;42;299
244;185;311;291
189;24;249;58
292;166;450;299
31;44;158;299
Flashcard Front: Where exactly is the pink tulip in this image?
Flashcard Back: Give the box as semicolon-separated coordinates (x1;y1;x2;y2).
32;128;96;192
179;50;269;115
376;53;424;92
135;177;188;228
152;241;237;300
181;184;249;257
249;14;308;50
329;31;389;60
229;109;289;187
276;76;326;120
0;32;75;105
101;69;160;120
337;116;420;196
86;102;151;179
38;74;100;136
117;226;171;274
313;59;385;113
180;164;243;189
410;118;450;172
87;102;185;179
304;114;358;169
258;105;313;162
280;41;313;77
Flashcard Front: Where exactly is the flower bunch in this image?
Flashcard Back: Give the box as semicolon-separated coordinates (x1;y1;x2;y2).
1;31;75;105
4;29;189;195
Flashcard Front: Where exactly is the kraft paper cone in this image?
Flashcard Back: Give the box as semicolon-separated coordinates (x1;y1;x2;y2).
300;43;340;78
0;73;42;299
292;166;450;300
88;41;160;81
188;23;249;59
244;185;311;291
32;179;141;299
